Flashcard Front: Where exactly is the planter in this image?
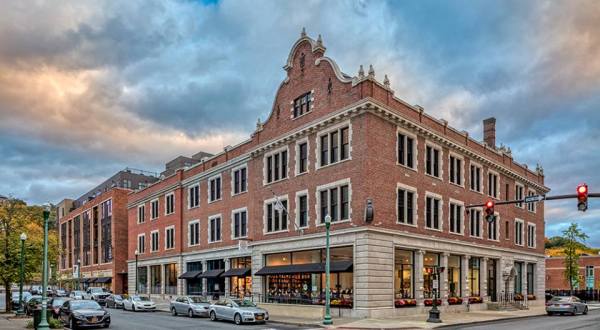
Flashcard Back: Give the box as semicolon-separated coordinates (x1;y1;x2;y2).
527;294;536;300
468;296;483;304
424;299;442;306
394;299;417;307
447;297;463;305
514;294;524;301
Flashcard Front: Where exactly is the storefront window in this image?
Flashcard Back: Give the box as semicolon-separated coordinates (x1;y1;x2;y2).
230;257;252;298
469;258;480;296
514;262;523;294
394;249;414;299
137;267;147;294
207;259;225;295
448;255;461;298
527;264;535;294
150;265;161;294
266;252;292;266
423;252;439;299
186;262;202;295
165;263;177;295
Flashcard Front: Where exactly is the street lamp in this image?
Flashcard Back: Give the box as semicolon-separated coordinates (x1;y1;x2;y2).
77;259;81;291
38;204;51;330
16;233;27;316
135;249;139;295
323;214;333;326
426;265;443;323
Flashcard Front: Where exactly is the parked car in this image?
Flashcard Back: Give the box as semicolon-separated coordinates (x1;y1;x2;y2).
29;285;42;295
105;294;124;309
209;298;269;325
59;299;110;329
25;295;47;316
546;296;588;315
170;296;211;318
11;291;32;310
54;289;68;297
83;287;111;305
70;291;85;300
49;297;69;318
123;296;156;312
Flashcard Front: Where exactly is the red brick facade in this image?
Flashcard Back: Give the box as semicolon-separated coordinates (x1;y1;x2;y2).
546;256;600;290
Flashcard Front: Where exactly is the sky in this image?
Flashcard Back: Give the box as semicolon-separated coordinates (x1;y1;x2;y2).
1;0;599;245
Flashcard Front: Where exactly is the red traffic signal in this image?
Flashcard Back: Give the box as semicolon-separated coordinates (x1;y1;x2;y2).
484;200;495;223
577;184;588;212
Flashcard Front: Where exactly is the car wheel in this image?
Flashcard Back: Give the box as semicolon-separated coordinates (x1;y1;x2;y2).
132;305;136;312
70;317;78;330
210;311;217;321
584;306;589;315
171;307;177;316
188;309;194;318
547;311;553;316
572;308;577;316
234;313;242;325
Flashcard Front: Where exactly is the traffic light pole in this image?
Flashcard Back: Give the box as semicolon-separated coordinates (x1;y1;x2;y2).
465;193;600;209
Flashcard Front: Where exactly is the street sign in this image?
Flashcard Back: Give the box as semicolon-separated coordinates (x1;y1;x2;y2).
524;195;545;203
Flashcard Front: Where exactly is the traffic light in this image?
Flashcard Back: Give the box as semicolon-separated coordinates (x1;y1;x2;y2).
577;184;588;212
484;200;495;223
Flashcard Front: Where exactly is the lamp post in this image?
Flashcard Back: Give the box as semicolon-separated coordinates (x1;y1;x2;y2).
323;214;333;325
38;205;51;330
426;266;443;323
135;249;139;294
77;259;81;291
16;233;27;316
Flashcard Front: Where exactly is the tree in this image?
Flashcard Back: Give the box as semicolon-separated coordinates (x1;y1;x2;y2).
0;197;58;311
562;223;589;294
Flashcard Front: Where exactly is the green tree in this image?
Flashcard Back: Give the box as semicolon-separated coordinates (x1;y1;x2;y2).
0;197;58;310
562;223;589;294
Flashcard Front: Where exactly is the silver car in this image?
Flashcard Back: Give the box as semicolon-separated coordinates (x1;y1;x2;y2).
170;296;211;318
209;298;269;325
546;296;588;315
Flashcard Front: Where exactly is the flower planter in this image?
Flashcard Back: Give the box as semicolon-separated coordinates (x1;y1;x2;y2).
527;294;536;300
424;299;442;306
394;299;417;307
468;296;483;304
447;297;463;305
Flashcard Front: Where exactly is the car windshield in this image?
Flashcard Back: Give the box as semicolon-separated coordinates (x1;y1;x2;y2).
71;301;102;310
233;299;256;307
90;288;104;293
190;297;208;303
52;299;66;307
550;296;572;302
12;292;19;298
133;296;150;302
113;295;122;300
73;291;84;295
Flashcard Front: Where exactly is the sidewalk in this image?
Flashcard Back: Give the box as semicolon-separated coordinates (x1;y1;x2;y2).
0;313;30;330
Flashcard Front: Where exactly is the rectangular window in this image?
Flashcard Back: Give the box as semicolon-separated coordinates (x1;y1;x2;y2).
151;231;159;252
425;195;441;230
449;202;463;234
188;220;200;246
298;142;308;174
297;194;308;228
527;190;537;212
233;167;248;195
397;188;415;225
319;184;350;224
470;210;482;238
470;164;482;192
137;234;145;253
515;184;524;208
487;216;498;240
293;92;312;118
527;223;536;248
165;226;175;250
266;150;288;183
265;199;288;233
233;210;247;239
137;205;145;224
209;176;222;202
397;133;415;168
449;155;462;185
165;193;175;215
488;172;498;198
209;216;222;242
426;145;440;178
189;185;200;208
319;126;350;167
151;199;159;219
515;220;524;246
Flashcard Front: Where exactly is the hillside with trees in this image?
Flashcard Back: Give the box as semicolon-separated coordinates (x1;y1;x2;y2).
545;235;600;256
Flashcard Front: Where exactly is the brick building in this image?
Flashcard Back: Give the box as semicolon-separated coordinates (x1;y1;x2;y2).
127;31;549;317
57;169;158;293
546;255;600;290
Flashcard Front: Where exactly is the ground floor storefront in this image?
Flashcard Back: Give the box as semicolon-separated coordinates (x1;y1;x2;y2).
57;267;125;294
128;228;545;317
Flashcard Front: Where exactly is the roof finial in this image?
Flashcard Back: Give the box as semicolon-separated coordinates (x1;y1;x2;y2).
301;27;307;37
358;65;365;78
317;34;323;46
368;64;375;77
383;74;390;87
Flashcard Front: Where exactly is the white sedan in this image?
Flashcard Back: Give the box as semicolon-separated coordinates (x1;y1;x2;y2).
123;295;156;312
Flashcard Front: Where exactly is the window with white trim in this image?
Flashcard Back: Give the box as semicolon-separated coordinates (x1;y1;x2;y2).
266;149;288;183
265;198;288;233
527;223;536;248
208;175;222;202
425;195;441;230
397;132;415;169
449;155;463;185
137;234;145;253
515;184;524;208
487;215;498;240
515;219;524;246
165;226;175;250
297;141;308;174
488;172;499;198
296;192;309;228
470;209;482;238
209;215;222;243
188;220;200;246
150;199;159;220
150;231;159;252
293;92;312;118
527;190;536;212
397;187;415;225
318;184;350;223
319;126;350;167
425;145;441;178
470;164;482;192
188;184;200;208
232;209;247;239
137;205;145;224
165;193;174;215
232;167;247;195
449;202;463;234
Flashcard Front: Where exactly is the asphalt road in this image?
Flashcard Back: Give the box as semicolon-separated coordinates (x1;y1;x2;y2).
443;309;600;330
104;307;316;330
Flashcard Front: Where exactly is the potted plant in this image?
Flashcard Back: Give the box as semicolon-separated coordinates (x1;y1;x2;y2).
468;296;483;304
514;293;524;301
527;294;536;300
447;297;463;305
394;298;417;307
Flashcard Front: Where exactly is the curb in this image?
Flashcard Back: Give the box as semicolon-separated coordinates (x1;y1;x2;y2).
435;312;548;328
268;319;326;328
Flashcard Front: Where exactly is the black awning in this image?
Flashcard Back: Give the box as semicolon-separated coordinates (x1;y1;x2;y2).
178;270;203;279
221;268;251;277
95;277;112;283
198;269;224;278
80;278;90;283
86;278;98;283
254;261;353;276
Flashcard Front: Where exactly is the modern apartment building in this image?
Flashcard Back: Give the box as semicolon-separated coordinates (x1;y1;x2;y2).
127;31;549;318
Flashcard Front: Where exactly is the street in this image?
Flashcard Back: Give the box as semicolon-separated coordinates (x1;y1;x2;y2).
443;309;600;330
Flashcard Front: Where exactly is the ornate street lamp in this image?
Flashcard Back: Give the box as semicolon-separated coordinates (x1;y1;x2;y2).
323;214;333;325
38;205;51;330
16;233;27;316
426;265;444;323
135;249;139;294
77;259;81;291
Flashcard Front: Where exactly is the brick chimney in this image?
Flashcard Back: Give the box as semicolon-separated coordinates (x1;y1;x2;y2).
483;117;496;148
